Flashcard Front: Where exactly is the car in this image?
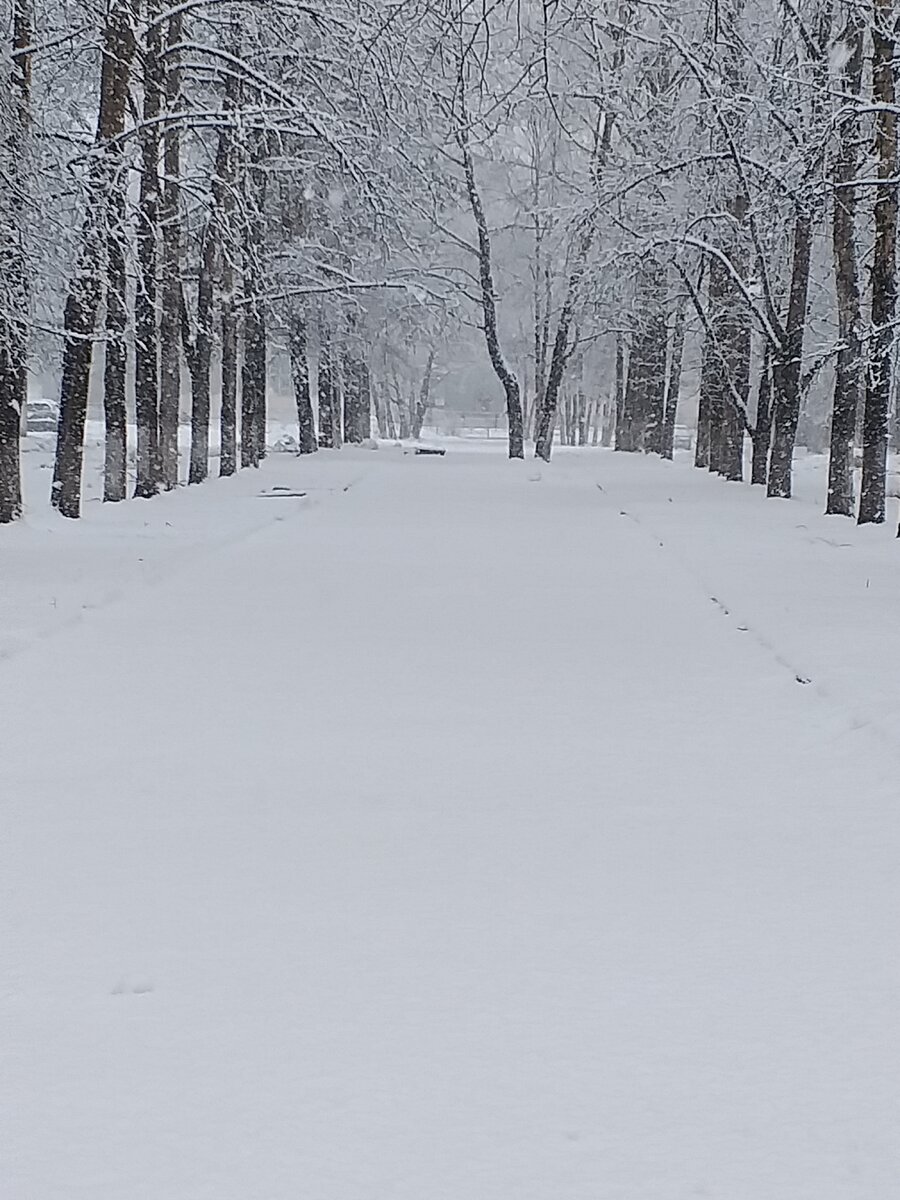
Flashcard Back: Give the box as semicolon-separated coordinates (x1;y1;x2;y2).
23;398;59;435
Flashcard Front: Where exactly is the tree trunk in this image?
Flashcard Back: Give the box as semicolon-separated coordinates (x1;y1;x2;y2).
862;1;897;525
412;346;436;440
827;10;864;516
395;377;411;440
661;300;686;460
701;252;747;482
614;332;631;450
103;188;128;502
220;299;237;475
374;382;393;439
241;309;266;467
53;0;136;518
458;127;524;458
240;133;268;469
355;360;372;443
750;347;773;485
289;312;317;453
186;222;215;485
695;330;711;469
768;208;814;499
0;0;32;523
318;331;336;449
158;11;183;490
534;225;593;461
134;0;162;499
623;260;668;456
341;345;361;443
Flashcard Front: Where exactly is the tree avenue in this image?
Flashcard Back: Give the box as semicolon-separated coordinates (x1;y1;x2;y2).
0;0;898;529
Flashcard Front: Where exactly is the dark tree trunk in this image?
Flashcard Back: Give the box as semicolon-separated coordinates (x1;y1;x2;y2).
395;379;411;440
0;0;32;523
289;312;317;453
52;258;103;518
341;346;361;443
768;209;814;499
239;133;269;469
861;3;897;526
53;1;136;518
661;301;686;460
241;309;266;467
613;332;630;450
103;189;128;502
341;354;371;444
827;9;864;516
534;226;593;461
695;331;711;468
355;360;372;443
186;222;215;485
373;383;393;439
158;11;183;490
0;345;24;524
219;299;237;475
134;1;162;499
750;347;773;486
318;332;336;449
700;252;747;482
638;267;668;456
412;346;436;440
458;128;524;458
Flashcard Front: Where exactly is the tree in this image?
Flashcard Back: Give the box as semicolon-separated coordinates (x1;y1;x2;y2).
52;0;137;519
0;0;32;523
860;0;898;526
827;3;865;516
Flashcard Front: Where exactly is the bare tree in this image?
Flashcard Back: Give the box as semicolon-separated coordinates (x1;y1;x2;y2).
52;1;137;519
0;0;32;523
860;0;898;525
827;4;865;516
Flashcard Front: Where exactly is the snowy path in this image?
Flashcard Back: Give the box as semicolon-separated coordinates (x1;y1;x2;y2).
3;447;898;1199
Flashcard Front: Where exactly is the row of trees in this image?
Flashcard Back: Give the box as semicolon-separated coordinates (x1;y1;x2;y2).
1;1;899;531
431;0;900;531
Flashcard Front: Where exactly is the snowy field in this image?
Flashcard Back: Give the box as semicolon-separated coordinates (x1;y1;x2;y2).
3;437;899;1198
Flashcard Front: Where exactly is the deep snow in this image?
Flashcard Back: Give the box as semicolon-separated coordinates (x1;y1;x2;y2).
3;440;898;1199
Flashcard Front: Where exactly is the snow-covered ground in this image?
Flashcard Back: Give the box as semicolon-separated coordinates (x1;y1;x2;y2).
3;438;898;1199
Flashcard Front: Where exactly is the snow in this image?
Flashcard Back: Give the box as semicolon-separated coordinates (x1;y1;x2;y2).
3;440;899;1198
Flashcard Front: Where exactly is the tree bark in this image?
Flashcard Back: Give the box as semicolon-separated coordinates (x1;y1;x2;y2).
621;259;668;457
767;208;814;499
827;8;864;516
186;221;215;485
458;128;524;458
318;330;336;448
613;332;630;450
240;133;268;468
534;225;593;461
412;346;436;440
750;347;773;485
53;0;136;518
0;0;32;523
289;311;317;453
861;0;897;526
219;297;237;475
661;300;686;460
103;185;128;502
701;251;748;482
134;0;162;499
341;345;361;444
158;11;183;490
